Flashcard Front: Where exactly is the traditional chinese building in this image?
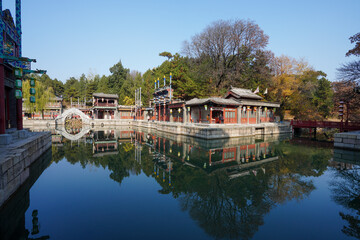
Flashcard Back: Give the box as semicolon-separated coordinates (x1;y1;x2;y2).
92;93;118;119
224;87;278;124
23;96;63;119
118;105;134;120
152;75;174;122
0;2;23;133
185;87;279;124
0;1;46;136
185;97;240;123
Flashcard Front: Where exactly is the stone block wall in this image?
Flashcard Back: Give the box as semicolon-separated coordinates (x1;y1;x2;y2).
0;132;51;207
334;131;360;151
132;121;292;139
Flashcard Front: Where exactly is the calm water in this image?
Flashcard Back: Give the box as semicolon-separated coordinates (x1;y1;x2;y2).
1;128;360;240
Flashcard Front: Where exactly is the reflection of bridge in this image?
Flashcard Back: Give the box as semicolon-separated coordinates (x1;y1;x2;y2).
55;126;90;141
291;120;360;132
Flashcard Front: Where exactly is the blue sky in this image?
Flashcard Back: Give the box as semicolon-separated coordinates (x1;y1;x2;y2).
3;0;360;82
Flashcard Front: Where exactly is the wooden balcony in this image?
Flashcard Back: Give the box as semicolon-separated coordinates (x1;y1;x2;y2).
94;102;116;107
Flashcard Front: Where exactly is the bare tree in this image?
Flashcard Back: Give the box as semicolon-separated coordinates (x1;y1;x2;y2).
338;32;360;85
346;32;360;57
182;19;269;88
337;60;360;84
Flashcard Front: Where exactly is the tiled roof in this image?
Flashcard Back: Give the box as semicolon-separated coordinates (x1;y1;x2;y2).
238;99;280;108
50;96;63;101
186;97;240;106
93;93;119;99
226;87;263;100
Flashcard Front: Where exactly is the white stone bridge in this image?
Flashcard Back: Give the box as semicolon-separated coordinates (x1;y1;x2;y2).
55;108;91;125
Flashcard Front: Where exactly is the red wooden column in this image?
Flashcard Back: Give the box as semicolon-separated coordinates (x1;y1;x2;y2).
189;108;192;123
163;103;166;122
210;108;212;124
222;108;225;124
16;97;23;130
247;107;249;124
0;59;5;134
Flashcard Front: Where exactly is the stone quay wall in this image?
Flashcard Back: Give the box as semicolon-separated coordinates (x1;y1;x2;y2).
334;131;360;151
0;131;52;207
24;119;291;139
133;121;292;139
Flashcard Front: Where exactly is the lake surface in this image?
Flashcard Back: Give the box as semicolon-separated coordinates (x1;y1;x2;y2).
1;127;360;240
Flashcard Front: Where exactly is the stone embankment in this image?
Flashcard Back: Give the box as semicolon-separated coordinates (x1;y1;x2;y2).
0;130;51;207
133;121;292;139
334;131;360;151
24;119;292;139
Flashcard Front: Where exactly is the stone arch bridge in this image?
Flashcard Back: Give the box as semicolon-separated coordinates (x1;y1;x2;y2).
55;108;91;125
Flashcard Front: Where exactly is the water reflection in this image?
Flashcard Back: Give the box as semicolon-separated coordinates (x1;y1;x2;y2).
41;128;333;239
330;149;360;239
0;150;52;240
6;126;349;239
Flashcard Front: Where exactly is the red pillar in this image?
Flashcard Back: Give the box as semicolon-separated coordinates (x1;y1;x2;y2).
0;59;5;134
163;103;166;122
210;108;212;124
17;98;23;130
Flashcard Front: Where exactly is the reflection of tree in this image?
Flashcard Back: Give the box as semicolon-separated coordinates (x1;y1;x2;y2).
179;171;272;239
50;131;332;240
330;166;360;239
146;142;330;239
53;140;142;185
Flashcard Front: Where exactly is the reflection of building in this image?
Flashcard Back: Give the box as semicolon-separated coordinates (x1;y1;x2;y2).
92;130;118;157
145;132;278;179
92;93;118;119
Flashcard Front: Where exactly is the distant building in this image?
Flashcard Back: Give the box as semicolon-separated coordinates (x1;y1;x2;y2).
92;93;118;119
118;105;134;120
22;96;63;119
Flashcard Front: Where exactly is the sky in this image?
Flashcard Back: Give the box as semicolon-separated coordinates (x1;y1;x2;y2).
3;0;360;83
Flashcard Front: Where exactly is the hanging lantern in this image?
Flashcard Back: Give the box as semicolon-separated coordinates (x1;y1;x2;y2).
204;105;208;111
14;68;23;78
254;107;257;112
170;148;172;153
178;152;180;157
15;79;22;89
243;106;246;112
15;90;22;99
187;106;190;111
247;106;250;110
30;79;36;87
264;107;267;112
170;109;172;113
30;88;36;95
178;108;181;113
